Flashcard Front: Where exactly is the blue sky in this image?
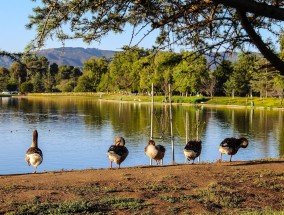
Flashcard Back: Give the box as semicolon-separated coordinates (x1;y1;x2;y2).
0;1;278;54
0;0;159;53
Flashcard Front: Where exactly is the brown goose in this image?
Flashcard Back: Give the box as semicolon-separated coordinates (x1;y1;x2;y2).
145;140;166;165
25;130;43;173
107;137;129;169
184;140;202;164
219;137;249;162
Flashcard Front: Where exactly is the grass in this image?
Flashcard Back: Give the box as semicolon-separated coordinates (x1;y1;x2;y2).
252;170;284;192
241;209;284;215
5;201;101;215
197;182;245;209
99;196;146;210
159;194;197;203
206;96;284;108
25;92;284;108
140;183;184;192
5;197;146;214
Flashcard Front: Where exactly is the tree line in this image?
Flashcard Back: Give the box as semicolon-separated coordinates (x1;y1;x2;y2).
1;46;284;98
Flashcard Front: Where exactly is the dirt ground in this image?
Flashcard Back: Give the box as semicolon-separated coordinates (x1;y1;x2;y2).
0;159;284;214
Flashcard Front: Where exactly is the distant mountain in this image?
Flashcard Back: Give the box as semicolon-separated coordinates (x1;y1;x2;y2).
206;52;240;69
37;47;117;67
0;47;117;68
0;47;256;69
0;56;15;68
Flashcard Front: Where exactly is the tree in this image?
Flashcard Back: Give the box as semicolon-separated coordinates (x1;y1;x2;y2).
74;72;95;92
57;79;74;92
213;60;234;96
97;72;111;93
250;57;278;97
6;83;17;92
22;55;49;92
55;65;76;91
201;72;216;98
9;62;27;89
137;54;156;94
83;57;107;89
153;51;182;95
225;53;258;97
172;51;208;96
57;65;74;80
46;62;59;92
27;0;284;74
20;81;33;93
0;67;10;91
273;74;284;101
75;57;107;92
32;72;44;92
106;46;147;92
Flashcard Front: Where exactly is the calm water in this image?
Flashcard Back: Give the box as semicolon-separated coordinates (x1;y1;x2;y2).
0;96;283;175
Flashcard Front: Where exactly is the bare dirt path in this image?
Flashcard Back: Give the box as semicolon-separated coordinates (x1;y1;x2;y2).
0;159;283;214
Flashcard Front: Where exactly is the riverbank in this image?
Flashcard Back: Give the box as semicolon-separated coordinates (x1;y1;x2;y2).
1;158;283;214
22;93;284;109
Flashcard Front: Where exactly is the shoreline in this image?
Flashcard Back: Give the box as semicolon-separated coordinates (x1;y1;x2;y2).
0;158;283;214
13;92;284;110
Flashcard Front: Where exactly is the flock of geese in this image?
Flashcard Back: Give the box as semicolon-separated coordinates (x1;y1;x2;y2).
25;129;249;173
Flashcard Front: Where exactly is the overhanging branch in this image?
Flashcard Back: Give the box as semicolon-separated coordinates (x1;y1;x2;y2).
206;0;284;21
237;9;284;74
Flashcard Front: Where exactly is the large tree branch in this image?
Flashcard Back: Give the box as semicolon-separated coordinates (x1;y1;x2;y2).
0;51;23;63
154;0;284;29
236;9;284;74
152;3;206;28
206;0;284;20
37;0;58;48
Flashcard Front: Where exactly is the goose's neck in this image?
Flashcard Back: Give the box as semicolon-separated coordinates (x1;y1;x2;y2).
31;140;38;148
31;131;38;148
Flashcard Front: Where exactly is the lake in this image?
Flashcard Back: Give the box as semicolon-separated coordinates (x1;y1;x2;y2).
0;96;283;175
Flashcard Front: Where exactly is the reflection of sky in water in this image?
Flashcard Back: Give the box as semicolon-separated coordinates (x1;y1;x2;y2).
0;97;283;175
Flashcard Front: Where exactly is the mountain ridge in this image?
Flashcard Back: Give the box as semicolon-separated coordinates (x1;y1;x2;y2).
0;47;243;68
0;47;117;68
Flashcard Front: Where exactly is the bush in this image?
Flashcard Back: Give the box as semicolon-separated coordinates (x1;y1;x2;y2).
20;81;33;93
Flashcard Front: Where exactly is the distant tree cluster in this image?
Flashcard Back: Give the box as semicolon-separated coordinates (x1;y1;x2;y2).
0;54;82;93
1;46;284;98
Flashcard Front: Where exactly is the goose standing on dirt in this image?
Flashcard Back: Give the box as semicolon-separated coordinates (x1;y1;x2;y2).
219;137;249;162
145;140;166;165
25;130;43;173
184;140;202;164
107;137;129;169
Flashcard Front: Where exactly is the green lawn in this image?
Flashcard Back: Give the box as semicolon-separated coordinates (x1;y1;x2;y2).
19;92;284;109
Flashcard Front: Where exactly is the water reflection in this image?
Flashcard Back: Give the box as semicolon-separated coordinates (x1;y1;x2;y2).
0;96;283;175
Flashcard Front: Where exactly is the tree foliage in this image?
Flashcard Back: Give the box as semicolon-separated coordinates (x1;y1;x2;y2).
225;53;257;96
0;67;10;91
26;0;284;74
1;47;284;98
173;52;207;96
75;57;107;92
105;47;149;92
213;60;234;96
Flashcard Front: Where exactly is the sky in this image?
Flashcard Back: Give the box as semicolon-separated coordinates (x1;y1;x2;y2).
0;1;278;54
0;0;159;53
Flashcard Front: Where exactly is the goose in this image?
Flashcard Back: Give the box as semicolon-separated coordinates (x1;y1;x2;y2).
184;140;202;164
145;140;166;165
219;137;249;162
107;137;129;169
25;130;43;173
